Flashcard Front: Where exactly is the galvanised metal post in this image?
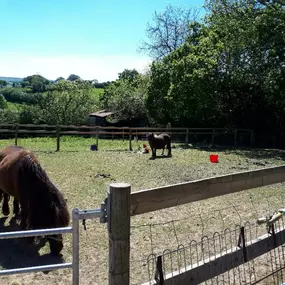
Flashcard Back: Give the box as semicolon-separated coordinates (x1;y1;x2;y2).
72;208;80;285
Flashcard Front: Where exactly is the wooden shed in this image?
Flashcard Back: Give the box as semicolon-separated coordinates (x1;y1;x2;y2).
88;110;115;126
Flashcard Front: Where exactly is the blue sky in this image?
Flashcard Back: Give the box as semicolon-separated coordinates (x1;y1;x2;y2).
0;0;205;81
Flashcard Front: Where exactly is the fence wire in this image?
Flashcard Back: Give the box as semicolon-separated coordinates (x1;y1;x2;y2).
143;220;285;285
129;186;285;285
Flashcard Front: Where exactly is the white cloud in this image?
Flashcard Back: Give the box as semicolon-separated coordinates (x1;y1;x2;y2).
0;52;152;82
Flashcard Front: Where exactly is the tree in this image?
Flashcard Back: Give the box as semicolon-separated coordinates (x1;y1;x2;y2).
22;75;50;93
67;74;81;81
0;80;7;88
118;69;139;82
145;0;285;143
19;105;43;124
138;4;200;60
0;109;19;123
146;35;221;127
0;88;37;104
36;80;97;125
100;74;149;122
0;94;8;109
55;77;65;82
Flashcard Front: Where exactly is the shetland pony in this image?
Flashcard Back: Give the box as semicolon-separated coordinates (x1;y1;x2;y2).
147;133;172;158
0;145;70;256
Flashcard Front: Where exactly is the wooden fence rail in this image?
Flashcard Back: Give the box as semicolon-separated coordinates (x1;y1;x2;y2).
110;164;285;284
130;164;285;216
0;123;254;151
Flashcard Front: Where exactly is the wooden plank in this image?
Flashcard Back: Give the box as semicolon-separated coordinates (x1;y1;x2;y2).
130;165;285;216
18;124;57;128
0;124;17;127
60;131;132;135
17;130;56;134
59;124;91;129
0;124;251;132
142;227;285;285
0;129;15;133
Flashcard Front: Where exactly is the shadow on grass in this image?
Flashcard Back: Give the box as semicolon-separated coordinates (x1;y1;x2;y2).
174;143;285;162
0;216;65;274
34;149;132;154
148;155;172;160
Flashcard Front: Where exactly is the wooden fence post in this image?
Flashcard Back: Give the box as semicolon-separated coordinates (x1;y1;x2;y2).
234;129;238;146
14;123;19;146
108;183;131;285
96;126;99;150
211;129;215;145
56;126;60;151
185;128;189;145
129;129;132;151
250;131;254;146
272;135;276;148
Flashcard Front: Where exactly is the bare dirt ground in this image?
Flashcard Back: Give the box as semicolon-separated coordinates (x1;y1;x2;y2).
0;137;284;285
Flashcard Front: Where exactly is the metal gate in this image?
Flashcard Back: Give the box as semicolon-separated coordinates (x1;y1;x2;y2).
0;199;107;285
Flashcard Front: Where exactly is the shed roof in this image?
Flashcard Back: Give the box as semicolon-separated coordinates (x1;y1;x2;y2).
89;110;114;118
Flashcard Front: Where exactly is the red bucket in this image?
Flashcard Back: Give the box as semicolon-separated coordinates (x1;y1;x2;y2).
210;154;219;163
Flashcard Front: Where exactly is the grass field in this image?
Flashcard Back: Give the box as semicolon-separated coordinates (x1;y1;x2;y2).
91;88;104;100
0;136;285;284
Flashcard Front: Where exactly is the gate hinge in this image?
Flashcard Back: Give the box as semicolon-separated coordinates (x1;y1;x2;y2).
100;197;108;223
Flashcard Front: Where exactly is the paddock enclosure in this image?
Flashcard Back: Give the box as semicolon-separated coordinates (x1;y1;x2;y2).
0;124;254;151
0;124;284;284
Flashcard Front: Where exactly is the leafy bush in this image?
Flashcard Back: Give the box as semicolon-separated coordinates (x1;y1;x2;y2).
0;109;19;123
0;88;38;104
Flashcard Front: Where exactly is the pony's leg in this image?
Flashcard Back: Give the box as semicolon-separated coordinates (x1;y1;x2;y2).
20;201;34;244
13;198;20;216
150;147;155;157
20;200;35;244
19;200;28;230
162;146;165;156
167;143;172;156
2;194;10;216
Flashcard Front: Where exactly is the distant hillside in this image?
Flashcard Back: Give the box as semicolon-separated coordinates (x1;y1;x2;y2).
0;76;23;82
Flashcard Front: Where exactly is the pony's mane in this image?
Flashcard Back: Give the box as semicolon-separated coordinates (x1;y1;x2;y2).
18;154;70;230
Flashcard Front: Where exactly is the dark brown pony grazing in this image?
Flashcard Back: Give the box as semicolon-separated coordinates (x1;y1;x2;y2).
0;145;70;256
147;133;172;158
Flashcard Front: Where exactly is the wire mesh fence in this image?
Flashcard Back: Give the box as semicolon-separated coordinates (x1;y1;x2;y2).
144;220;285;284
129;184;285;285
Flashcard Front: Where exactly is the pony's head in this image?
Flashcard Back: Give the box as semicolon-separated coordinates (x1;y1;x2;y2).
147;133;154;142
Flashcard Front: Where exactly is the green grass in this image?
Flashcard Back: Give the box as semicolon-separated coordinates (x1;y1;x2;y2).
0;136;285;284
91;88;104;100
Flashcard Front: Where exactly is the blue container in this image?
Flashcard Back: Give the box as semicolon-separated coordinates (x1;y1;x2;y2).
90;144;97;151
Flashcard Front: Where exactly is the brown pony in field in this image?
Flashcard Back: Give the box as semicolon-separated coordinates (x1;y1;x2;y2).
0;145;70;256
147;133;172;158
